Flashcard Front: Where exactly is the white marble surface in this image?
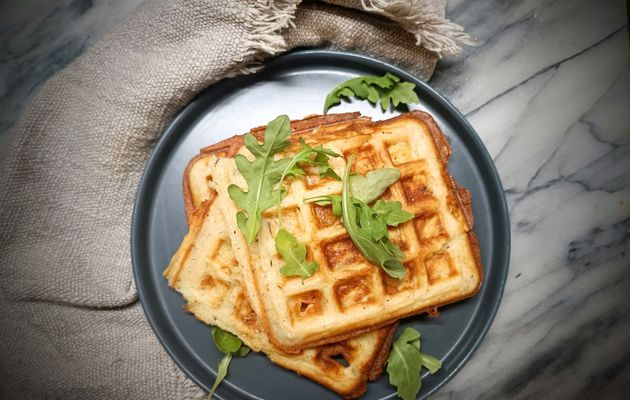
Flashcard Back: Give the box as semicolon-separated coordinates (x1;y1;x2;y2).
1;0;628;398
431;1;629;399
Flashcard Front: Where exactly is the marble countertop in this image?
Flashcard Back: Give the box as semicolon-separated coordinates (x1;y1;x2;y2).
1;0;628;398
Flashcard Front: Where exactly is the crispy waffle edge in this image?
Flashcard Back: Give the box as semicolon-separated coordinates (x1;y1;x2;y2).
269;323;398;399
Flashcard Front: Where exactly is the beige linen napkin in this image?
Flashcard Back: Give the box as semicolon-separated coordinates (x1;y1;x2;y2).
0;0;469;398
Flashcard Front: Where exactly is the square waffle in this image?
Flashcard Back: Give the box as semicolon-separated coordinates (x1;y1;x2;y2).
165;113;398;398
164;198;396;398
209;111;482;352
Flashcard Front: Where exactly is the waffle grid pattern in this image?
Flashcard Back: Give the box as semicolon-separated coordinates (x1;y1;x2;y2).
209;113;480;350
264;130;466;324
165;198;396;398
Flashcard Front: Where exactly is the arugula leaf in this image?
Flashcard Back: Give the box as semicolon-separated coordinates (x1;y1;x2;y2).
380;249;407;278
398;326;421;349
277;139;339;182
349;168;400;203
212;327;243;353
313;152;341;181
236;346;251;357
299;140;341;180
307;167;400;206
209;327;250;399
228;115;292;244
356;198;388;241
341;156;407;279
384;81;419;109
323;73;420;113
386;327;442;400
387;328;423;400
276;228;318;279
372;200;414;226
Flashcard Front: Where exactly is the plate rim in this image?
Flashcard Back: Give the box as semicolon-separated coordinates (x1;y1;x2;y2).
131;49;511;400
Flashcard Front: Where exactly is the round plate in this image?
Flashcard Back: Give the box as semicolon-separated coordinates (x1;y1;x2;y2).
131;50;510;400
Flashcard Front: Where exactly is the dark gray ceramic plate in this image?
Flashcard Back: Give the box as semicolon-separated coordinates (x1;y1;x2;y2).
131;50;510;400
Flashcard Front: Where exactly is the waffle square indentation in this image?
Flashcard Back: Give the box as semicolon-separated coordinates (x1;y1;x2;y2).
311;203;340;229
425;252;455;284
344;144;384;174
401;173;433;203
380;261;422;295
387;141;417;165
288;290;325;321
334;275;377;311
414;213;448;243
265;206;305;238
323;237;365;270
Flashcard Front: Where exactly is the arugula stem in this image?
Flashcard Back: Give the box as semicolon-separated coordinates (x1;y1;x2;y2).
254;123;288;233
276;147;312;228
341;155;355;230
208;352;232;399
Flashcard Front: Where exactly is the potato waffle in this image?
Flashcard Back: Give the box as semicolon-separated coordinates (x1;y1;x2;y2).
165;113;397;398
209;111;482;352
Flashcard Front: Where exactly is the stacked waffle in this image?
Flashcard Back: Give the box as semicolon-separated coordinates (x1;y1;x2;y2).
164;111;482;398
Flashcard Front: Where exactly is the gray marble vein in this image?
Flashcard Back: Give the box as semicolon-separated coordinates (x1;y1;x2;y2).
0;0;144;135
0;0;628;398
429;1;630;399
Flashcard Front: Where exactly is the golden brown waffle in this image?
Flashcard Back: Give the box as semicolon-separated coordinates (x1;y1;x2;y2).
164;197;396;398
209;111;482;352
165;113;398;398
